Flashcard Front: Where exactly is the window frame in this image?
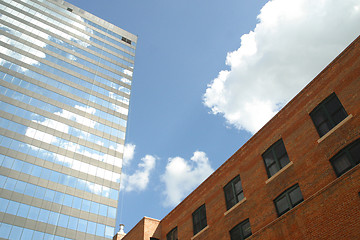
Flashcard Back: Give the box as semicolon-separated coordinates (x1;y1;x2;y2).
262;139;290;178
192;204;207;236
330;138;360;177
274;184;303;216
229;218;252;240
310;93;348;137
166;227;178;240
223;175;244;210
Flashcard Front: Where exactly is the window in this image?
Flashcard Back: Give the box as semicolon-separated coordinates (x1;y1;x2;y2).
224;175;244;210
310;93;348;137
67;8;73;12
274;184;303;216
229;219;252;240
262;139;290;178
166;227;178;240
121;37;132;45
192;204;207;235
330;138;360;177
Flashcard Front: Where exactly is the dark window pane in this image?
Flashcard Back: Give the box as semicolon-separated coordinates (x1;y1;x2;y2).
318;121;331;136
312;109;327;126
263;151;274;167
167;227;177;240
228;198;237;209
268;163;279;177
192;205;207;235
224;176;244;210
234;179;243;194
194;213;200;223
237;192;245;202
331;109;347;125
263;139;290;178
275;196;289;215
279;155;290;168
349;141;360;163
173;228;177;240
275;184;303;217
274;142;286;159
224;184;234;200
230;219;252;240
332;154;352;176
241;221;252;238
325;96;343;115
310;93;347;137
230;226;241;240
289;187;303;206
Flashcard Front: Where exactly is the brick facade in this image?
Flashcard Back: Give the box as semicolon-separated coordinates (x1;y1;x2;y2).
118;35;360;240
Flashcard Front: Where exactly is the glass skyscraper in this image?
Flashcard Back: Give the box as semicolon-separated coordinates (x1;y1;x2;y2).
0;0;136;239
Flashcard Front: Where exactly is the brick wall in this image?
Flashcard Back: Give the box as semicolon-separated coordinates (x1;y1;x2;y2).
120;217;160;240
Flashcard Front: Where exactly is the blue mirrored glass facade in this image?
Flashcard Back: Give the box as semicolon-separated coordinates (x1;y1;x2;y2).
0;0;137;239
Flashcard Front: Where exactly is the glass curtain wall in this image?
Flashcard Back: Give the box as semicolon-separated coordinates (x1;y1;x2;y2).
0;0;136;239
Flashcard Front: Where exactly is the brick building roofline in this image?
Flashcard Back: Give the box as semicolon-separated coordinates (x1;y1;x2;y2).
161;34;360;222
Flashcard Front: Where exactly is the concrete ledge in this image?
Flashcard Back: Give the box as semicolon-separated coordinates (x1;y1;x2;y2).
224;197;247;216
191;225;209;240
265;161;294;184
317;114;353;143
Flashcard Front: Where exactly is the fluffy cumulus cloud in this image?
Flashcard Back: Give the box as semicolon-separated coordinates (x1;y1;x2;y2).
161;151;214;207
122;143;136;166
122;154;157;192
204;0;360;134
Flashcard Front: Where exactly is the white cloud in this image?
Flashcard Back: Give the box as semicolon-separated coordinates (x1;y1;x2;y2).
25;127;57;145
123;143;136;166
204;0;360;134
56;106;97;129
161;151;214;207
122;154;157;192
123;69;133;77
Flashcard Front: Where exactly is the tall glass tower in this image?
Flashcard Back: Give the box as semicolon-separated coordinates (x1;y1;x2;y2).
0;0;136;239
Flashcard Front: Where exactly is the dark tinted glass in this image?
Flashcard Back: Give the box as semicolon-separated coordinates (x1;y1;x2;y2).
330;139;360;176
325;96;342;115
275;196;289;215
274;142;286;158
289;187;303;206
192;205;207;235
263;151;275;167
332;154;352;176
310;93;347;137
173;228;178;240
230;219;251;240
349;142;360;163
224;176;244;210
279;155;290;168
318;121;331;136
224;184;234;201
234;179;243;193
237;192;245;202
166;227;177;240
312;109;327;126
200;206;207;223
332;109;347;125
263;139;290;178
268;164;279;177
275;184;303;216
241;221;252;238
230;226;241;240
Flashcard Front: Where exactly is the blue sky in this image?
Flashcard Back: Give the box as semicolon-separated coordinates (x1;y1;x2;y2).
67;0;360;233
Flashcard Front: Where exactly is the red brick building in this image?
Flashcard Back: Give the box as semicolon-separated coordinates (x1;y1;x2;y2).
114;35;360;240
